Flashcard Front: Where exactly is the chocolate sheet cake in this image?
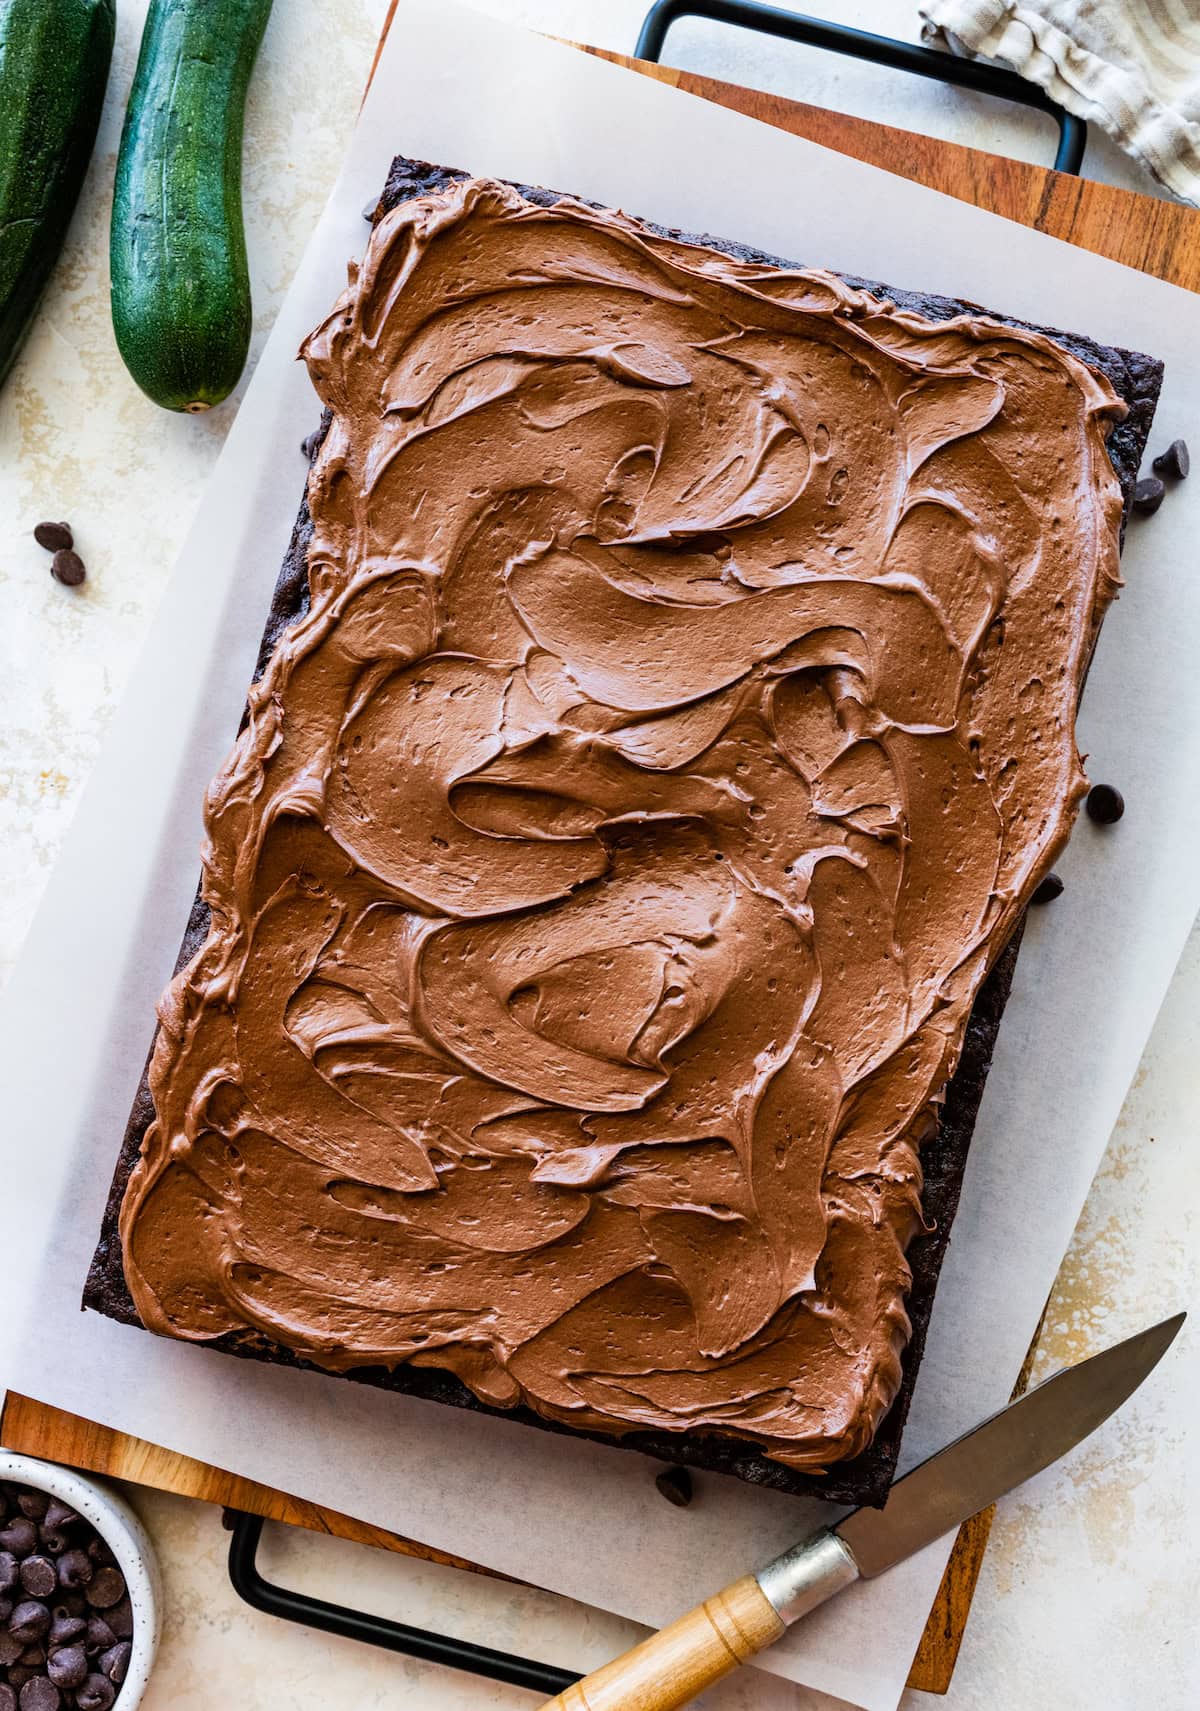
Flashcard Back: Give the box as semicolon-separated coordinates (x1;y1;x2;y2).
86;158;1163;1506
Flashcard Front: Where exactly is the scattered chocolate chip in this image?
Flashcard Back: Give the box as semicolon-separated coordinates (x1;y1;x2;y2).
74;1675;114;1711
14;1496;48;1526
95;1642;129;1686
0;1520;37;1559
39;1505;77;1539
33;523;73;554
0;1631;24;1666
8;1602;50;1645
1152;438;1189;480
55;1594;85;1620
17;1679;59;1711
47;1612;85;1650
18;1647;46;1669
19;1559;56;1600
1132;475;1165;514
35;1533;67;1560
103;1598;132;1642
0;1683;15;1711
1086;782;1125;824
300;428;322;461
49;549;86;588
0;1552;17;1591
82;1541;112;1570
83;1618;114;1656
1032;872;1064;906
46;1645;87;1691
54;1552;90;1593
82;1567;123;1612
654;1466;693;1508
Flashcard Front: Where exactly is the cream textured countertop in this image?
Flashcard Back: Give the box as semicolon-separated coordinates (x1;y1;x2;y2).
1;4;1195;1708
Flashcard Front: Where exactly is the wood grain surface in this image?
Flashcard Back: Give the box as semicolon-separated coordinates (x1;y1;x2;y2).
579;46;1200;291
0;1392;509;1581
5;23;1193;1705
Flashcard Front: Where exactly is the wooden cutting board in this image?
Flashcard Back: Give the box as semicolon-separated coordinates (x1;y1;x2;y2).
5;17;1197;1701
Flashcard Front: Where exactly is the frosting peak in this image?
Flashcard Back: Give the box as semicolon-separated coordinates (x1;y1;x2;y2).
120;178;1125;1470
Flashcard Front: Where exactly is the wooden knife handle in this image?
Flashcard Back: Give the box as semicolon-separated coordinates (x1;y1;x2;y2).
535;1574;784;1711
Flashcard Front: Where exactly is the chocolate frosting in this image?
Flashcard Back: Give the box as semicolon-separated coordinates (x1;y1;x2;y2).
120;178;1125;1470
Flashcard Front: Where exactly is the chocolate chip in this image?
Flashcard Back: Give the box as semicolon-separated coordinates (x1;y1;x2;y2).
54;1553;89;1594
18;1647;45;1669
0;1521;37;1559
654;1466;693;1507
18;1560;56;1601
33;523;73;554
1086;782;1125;824
7;1602;50;1645
83;1617;114;1656
102;1597;131;1642
74;1676;114;1711
47;1612;85;1650
46;1645;87;1691
17;1680;59;1711
0;1553;16;1591
0;1631;23;1666
39;1505;77;1538
49;549;86;587
54;1595;85;1620
1152;438;1189;480
13;1497;47;1527
82;1568;123;1613
0;1682;15;1711
300;429;321;461
96;1643;129;1686
1031;871;1064;905
1132;475;1165;514
4;1674;32;1695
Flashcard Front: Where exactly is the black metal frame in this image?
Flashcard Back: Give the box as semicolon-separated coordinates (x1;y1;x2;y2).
635;0;1087;173
223;4;1088;1690
225;1510;580;1697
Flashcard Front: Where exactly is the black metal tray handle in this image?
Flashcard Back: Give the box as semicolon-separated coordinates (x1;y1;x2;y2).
635;0;1087;173
225;1510;580;1696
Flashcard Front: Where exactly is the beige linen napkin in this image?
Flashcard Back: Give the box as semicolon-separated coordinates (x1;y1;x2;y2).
921;0;1200;203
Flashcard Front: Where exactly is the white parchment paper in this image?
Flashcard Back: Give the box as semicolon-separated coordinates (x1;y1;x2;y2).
3;5;1200;1706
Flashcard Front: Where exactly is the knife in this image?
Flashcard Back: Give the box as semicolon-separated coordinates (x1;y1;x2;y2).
535;1312;1185;1711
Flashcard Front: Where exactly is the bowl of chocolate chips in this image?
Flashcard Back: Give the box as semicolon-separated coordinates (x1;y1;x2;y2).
0;1454;159;1711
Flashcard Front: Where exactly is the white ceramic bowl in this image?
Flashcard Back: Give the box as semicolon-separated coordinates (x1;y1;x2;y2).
0;1451;160;1708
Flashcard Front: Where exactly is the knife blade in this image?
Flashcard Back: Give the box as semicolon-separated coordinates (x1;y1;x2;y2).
835;1308;1185;1578
537;1313;1185;1711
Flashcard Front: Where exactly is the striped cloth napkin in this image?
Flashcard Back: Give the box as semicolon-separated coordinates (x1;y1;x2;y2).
920;0;1200;204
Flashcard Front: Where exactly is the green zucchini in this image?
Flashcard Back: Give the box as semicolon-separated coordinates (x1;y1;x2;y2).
0;0;115;392
111;0;273;413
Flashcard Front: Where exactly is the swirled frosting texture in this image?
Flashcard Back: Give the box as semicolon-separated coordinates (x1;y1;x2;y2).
120;178;1125;1470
